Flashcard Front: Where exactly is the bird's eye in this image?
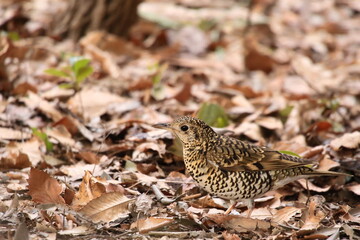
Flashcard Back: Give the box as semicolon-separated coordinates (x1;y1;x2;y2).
180;125;189;131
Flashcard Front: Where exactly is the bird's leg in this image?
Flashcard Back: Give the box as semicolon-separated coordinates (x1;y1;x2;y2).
224;200;237;214
243;199;255;218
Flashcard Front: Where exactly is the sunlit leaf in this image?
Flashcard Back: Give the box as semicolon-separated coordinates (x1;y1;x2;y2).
75;65;93;84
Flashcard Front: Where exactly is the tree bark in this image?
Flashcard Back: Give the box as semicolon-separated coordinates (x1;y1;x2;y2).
51;0;142;40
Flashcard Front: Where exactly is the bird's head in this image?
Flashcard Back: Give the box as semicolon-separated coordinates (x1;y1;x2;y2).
153;116;215;145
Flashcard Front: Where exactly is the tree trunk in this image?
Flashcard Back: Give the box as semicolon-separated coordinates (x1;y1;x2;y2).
51;0;142;40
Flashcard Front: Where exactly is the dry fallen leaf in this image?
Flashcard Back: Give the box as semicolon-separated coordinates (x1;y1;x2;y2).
205;214;272;233
71;171;107;210
273;206;301;224
79;192;132;223
0;127;31;140
330;131;360;151
297;179;331;193
255;116;283;130
5;138;43;166
299;199;325;234
27;168;65;204
0;152;31;169
67;88;127;121
130;217;174;233
346;184;360;196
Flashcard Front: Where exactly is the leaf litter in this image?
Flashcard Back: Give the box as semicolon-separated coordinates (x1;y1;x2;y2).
0;0;360;239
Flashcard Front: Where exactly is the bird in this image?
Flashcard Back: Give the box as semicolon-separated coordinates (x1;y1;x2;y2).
153;116;348;216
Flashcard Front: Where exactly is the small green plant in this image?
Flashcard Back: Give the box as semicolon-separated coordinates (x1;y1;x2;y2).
196;102;229;128
32;128;53;152
44;57;93;91
148;62;167;100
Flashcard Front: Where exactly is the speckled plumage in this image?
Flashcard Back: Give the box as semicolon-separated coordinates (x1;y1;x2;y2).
154;116;346;213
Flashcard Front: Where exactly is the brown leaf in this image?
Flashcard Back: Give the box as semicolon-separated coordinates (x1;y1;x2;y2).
205;214;272;233
71;171;107;210
45;125;75;147
299;199;325;233
5;138;43;166
273;206;301;224
67;88;127;121
222;231;241;240
79;192;131;223
346;184;360;196
22;91;63;122
255;117;283;130
12;82;37;95
318;155;340;171
53;116;79;135
27;168;65;204
130;217;174;234
1;152;31;169
77;151;100;164
173;72;193;103
297;179;331;193
330;131;360;151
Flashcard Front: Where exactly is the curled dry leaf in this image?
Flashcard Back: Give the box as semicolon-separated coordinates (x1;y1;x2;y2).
330;131;360;151
71;171;107;210
130;217;174;234
79;192;132;223
27;168;65;205
299;199;325;234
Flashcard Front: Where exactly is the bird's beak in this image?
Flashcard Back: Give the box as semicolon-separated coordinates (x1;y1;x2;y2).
152;123;173;131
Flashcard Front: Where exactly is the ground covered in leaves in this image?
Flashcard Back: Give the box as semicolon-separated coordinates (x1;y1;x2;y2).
1;0;360;239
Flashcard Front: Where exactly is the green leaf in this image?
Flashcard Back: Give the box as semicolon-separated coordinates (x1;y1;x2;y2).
71;58;90;75
278;150;301;158
69;58;93;83
44;68;70;78
196;103;229;128
32;128;53;152
59;83;74;89
75;65;93;84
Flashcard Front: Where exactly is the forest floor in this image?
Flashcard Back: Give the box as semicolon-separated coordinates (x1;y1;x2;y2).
0;0;360;239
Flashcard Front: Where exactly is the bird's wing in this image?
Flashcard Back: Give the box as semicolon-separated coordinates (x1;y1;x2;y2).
206;136;312;171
